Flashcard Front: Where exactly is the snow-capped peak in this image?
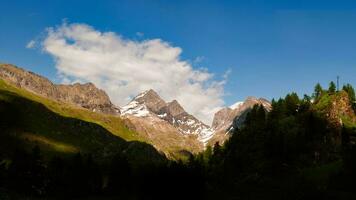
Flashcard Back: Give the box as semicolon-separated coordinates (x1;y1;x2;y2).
229;101;244;110
133;89;150;100
120;89;215;147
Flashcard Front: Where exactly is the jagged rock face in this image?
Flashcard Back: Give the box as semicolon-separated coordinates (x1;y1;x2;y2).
123;115;203;157
0;64;119;114
208;96;271;146
56;83;119;113
0;64;202;156
120;90;205;152
212;97;271;131
121;90;213;145
158;100;210;135
165;100;185;117
211;107;235;131
122;90;272;147
1;63;276;153
230;97;271;129
0;64;58;97
134;89;167;113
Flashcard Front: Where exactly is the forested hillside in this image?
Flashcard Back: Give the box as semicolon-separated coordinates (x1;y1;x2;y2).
1;82;356;199
191;82;356;199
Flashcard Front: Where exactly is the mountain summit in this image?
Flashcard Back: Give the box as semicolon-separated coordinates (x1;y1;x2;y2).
121;89;273;146
0;63;273;154
134;89;167;113
207;96;271;146
121;89;214;145
212;96;271;132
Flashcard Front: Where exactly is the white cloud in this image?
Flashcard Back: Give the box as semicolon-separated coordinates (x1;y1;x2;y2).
223;68;232;79
41;22;226;124
194;56;205;63
26;40;36;49
136;32;144;37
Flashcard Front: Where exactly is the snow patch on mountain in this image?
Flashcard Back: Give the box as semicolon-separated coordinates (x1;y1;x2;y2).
120;100;150;117
230;101;243;110
187;119;196;126
134;90;149;99
120;89;217;147
171;116;213;146
158;113;167;118
197;127;214;145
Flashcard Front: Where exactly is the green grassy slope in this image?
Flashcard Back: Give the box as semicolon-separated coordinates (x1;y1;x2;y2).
0;79;166;164
0;79;139;141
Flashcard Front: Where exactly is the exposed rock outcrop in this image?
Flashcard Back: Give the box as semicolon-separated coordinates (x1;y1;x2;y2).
0;64;119;114
208;97;271;146
121;89;213;146
0;63;275;153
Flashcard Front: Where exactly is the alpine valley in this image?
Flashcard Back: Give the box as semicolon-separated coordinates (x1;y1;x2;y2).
1;63;356;199
0;63;271;159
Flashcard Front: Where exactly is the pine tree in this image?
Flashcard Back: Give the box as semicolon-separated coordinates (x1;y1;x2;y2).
203;146;213;165
285;93;300;115
328;81;336;94
313;83;323;100
213;142;222;157
107;154;132;195
343;84;356;111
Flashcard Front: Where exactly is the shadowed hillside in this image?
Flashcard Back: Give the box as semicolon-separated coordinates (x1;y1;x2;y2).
1;76;356;199
0;80;166;165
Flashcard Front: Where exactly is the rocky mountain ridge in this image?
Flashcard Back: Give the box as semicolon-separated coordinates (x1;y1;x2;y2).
207;97;272;146
212;97;271;132
0;63;272;152
121;90;272;146
121;89;214;145
0;64;119;114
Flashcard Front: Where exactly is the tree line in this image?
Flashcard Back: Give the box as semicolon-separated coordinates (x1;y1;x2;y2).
0;82;356;199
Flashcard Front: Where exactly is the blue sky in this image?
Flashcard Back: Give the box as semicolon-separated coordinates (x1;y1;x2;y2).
1;0;356;108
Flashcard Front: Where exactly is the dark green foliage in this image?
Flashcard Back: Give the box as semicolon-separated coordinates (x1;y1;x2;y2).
0;84;171;198
329;81;337;94
106;154;132;196
5;146;46;196
284;92;300;115
343;84;356;112
313;83;323;100
194;88;356;199
134;161;205;200
1;83;356;199
0;89;166;164
0;89;126;158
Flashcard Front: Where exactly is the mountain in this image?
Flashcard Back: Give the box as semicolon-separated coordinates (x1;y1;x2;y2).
121;89;211;151
120;89;273;148
200;88;356;200
121;89;272;148
208;97;271;146
121;89;166;117
0;77;166;166
0;63;272;157
121;89;204;157
0;64;119;114
0;64;204;158
122;89;211;138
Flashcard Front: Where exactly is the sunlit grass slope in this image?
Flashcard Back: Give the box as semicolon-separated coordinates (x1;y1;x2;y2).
0;79;166;164
0;79;139;141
